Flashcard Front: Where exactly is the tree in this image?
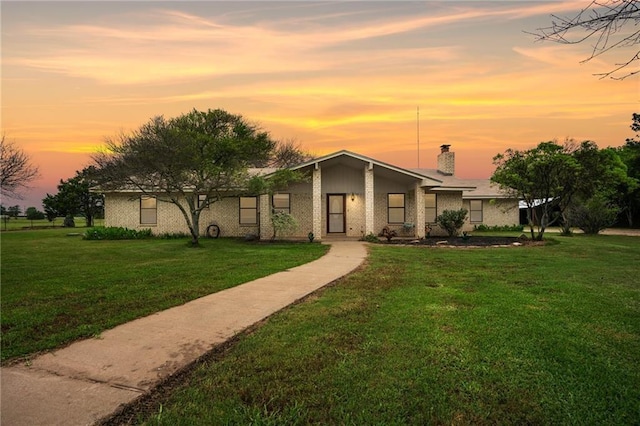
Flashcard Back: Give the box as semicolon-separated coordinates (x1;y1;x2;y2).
265;138;312;167
93;109;305;246
0;135;39;199
42;194;60;223
43;167;104;227
491;141;580;240
532;0;640;79
7;205;21;219
25;206;45;220
616;113;640;226
560;140;635;234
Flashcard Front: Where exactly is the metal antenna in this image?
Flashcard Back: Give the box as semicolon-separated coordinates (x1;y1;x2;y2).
417;106;420;168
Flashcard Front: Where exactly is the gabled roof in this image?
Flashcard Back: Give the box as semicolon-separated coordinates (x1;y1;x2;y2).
290;150;443;186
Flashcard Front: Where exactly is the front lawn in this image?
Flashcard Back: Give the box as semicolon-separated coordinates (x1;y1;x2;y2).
0;229;328;362
0;217;103;231
133;235;640;425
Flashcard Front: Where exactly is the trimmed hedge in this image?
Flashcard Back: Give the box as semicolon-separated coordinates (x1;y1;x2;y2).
83;227;153;240
473;224;524;232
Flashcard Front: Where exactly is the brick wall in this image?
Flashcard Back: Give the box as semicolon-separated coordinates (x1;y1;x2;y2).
462;198;520;230
104;193;259;237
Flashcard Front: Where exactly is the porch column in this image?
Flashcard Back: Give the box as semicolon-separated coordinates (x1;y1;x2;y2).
259;193;272;240
415;183;425;238
364;163;374;236
312;166;322;240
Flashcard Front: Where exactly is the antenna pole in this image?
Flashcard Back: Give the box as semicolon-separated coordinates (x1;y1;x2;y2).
417;106;420;168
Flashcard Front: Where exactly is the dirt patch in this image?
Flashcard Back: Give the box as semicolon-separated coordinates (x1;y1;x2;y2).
378;236;543;247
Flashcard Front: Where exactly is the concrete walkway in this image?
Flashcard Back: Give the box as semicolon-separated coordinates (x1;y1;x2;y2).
1;241;367;426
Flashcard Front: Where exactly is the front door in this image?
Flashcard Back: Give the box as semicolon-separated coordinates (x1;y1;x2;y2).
327;194;345;233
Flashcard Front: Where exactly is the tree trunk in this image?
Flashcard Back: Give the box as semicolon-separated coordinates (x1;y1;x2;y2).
168;196;201;247
537;211;549;241
527;208;536;240
189;210;200;247
560;211;571;235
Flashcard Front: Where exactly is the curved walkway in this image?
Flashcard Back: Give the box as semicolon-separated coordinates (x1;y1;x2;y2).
1;241;368;426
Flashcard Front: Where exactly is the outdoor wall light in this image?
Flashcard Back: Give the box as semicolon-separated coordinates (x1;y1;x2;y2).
351;193;355;201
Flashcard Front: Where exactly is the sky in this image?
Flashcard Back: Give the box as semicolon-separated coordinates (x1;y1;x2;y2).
2;0;638;210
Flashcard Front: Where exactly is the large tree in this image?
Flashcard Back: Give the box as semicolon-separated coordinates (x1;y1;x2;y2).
566;141;636;232
43;166;104;227
491;141;580;240
93;109;305;246
532;0;640;79
616;113;640;226
0;135;40;199
493;139;637;239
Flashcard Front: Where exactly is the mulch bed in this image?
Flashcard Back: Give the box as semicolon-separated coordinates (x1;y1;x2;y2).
379;235;542;247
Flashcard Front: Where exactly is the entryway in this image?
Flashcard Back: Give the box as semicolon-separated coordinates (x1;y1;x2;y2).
327;194;346;233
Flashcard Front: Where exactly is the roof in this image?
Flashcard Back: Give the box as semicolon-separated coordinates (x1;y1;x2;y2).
410;168;512;198
288;150;444;187
95;168;275;193
95;150;514;199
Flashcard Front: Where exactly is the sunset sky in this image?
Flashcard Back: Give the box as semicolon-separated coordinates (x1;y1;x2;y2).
2;1;637;210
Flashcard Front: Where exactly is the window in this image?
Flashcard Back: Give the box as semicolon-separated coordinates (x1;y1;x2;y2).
425;193;437;223
239;197;258;224
388;193;405;223
140;196;157;224
469;199;483;223
272;193;290;214
198;194;209;209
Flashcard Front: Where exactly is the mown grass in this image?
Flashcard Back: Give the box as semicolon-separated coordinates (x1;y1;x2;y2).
136;235;640;425
0;217;104;231
0;229;328;362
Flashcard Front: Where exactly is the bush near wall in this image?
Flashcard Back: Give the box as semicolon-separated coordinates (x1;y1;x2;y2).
474;224;524;232
83;227;152;240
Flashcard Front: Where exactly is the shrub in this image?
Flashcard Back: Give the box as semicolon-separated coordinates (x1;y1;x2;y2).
157;232;192;239
473;224;524;232
271;211;298;241
436;208;468;237
569;195;619;235
361;232;380;243
83;227;153;240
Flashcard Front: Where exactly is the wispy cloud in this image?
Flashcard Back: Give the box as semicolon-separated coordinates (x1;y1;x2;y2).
4;1;586;85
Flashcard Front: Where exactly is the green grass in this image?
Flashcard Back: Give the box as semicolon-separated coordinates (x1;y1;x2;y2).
0;229;328;361
135;235;640;425
0;217;104;231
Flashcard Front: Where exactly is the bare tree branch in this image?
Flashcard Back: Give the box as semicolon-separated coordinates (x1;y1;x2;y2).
531;0;640;79
0;134;40;200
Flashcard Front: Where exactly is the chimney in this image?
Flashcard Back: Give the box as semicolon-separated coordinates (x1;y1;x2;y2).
437;144;455;175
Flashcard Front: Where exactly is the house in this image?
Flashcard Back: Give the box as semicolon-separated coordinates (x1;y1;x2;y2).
102;146;519;240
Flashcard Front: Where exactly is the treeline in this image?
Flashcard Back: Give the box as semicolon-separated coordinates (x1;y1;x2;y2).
492;114;640;240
